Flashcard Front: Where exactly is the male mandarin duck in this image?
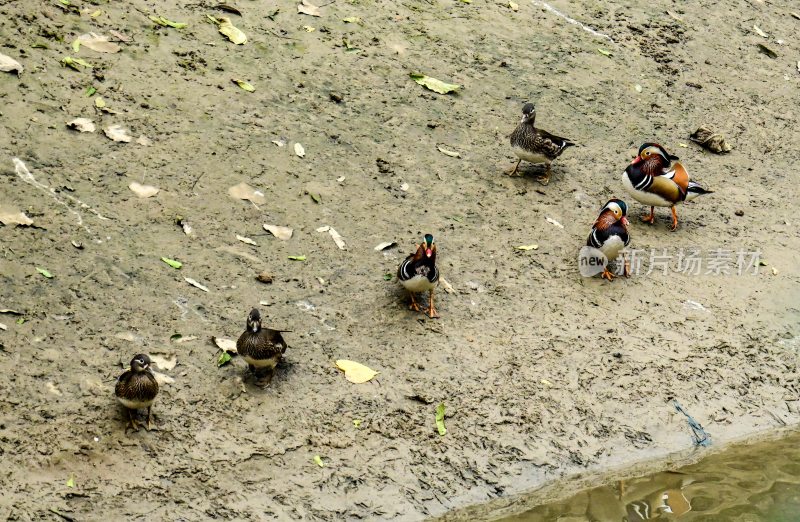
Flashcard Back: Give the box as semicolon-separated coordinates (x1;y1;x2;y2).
398;234;440;318
115;354;159;431
236;308;287;387
622;143;712;231
587;198;631;281
508;102;575;184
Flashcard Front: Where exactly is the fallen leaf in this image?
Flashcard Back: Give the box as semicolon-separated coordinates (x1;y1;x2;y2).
0;323;6;331
399;182;409;191
335;359;378;383
666;10;684;23
236;234;257;246
298;0;321;17
597;48;613;57
313;455;325;467
61;56;93;70
546;217;564;229
294;143;305;157
94;96;106;109
383;273;392;281
218;351;232;367
541;378;553;387
516;244;539;251
129;181;159;198
0;309;22;315
66;475;75;488
317;226;346;250
85;86;96;96
757;43;778;58
288;255;306;261
184;277;209;292
409;73;460;94
215;16;247;44
232;79;255;92
303;25;315;32
792;12;800;21
66;117;95;133
75;33;121;53
36;267;54;279
216;3;242;15
228;182;266;204
753;25;768;38
353;419;362;427
152;370;175;385
161;257;182;269
213;337;238;353
136;135;152;146
104;124;132;142
150;354;177;371
149;15;187;29
772;267;779;276
309;192;321;203
0;53;23;74
90;9;102;18
47;382;62;396
374;241;396;251
272;138;286;147
109;30;132;43
436;145;461;158
173;335;198;343
435;402;446;436
0;205;34;226
263;224;293;240
439;276;456;294
509;1;518;10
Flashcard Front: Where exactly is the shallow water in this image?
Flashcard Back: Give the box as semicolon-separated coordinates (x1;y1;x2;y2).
504;431;800;521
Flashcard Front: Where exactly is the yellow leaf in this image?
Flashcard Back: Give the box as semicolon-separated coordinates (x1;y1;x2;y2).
515;244;538;251
217;17;247;44
335;359;378;383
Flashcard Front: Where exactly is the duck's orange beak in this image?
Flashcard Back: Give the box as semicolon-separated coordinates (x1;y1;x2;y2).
630;155;643;165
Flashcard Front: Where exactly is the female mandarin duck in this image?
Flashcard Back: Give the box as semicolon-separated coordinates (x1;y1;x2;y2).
115;353;159;431
237;308;287;387
587;198;631;281
622;143;712;231
398;234;440;318
508;102;575;184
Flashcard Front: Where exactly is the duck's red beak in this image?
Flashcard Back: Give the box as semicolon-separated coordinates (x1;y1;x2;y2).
622;217;630;227
425;248;432;257
630;155;643;165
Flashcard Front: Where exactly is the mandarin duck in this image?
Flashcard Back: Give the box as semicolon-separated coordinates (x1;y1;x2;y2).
508;102;575;184
236;308;287;387
115;354;159;431
398;234;440;318
622;143;713;231
587;198;631;281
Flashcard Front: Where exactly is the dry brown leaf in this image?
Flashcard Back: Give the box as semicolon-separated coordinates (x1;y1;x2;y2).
66;117;95;133
104;124;132;142
0;52;23;74
236;234;257;246
0;205;33;226
228;182;266;204
76;33;121;53
263;224;293;240
150;354;177;371
213;336;238;353
129;182;159;198
298;0;321;17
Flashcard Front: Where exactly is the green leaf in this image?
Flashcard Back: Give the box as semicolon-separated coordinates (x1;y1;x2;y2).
36;267;54;279
383;273;392;281
435;402;446;436
61;57;93;70
597;48;613;57
72;39;81;53
309;192;321;204
58;0;71;5
313;455;325;467
232;79;255;92
170;333;182;341
161;257;183;269
149;15;187;29
410;73;460;95
217;351;232;367
16;318;25;325
66;475;75;488
288;255;306;261
31;43;50;49
85;86;96;96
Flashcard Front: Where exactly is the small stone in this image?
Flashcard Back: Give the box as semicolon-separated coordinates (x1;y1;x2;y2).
329;92;343;103
735;210;744;216
256;272;273;284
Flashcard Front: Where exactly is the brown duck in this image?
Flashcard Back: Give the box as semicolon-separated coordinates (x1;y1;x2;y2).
236;308;287;387
115;354;159;431
509;102;575;184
